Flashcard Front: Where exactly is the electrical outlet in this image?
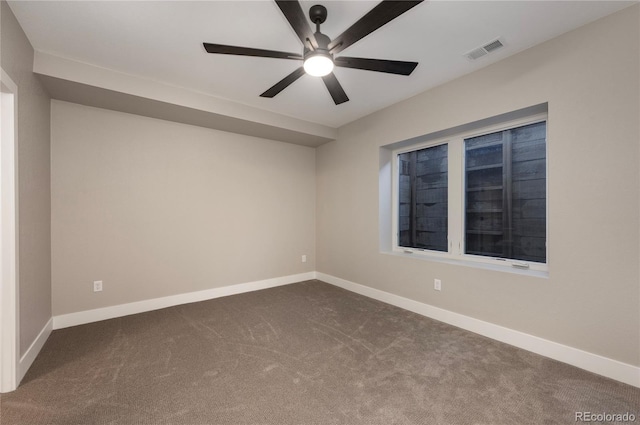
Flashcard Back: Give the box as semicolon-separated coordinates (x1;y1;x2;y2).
93;280;103;292
434;279;442;291
301;255;307;263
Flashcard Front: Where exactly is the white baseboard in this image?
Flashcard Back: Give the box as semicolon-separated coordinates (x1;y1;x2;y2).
53;272;316;330
48;270;639;388
18;317;53;384
316;272;640;388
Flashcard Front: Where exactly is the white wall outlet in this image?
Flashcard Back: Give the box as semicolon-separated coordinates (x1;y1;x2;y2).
301;255;307;263
434;279;442;291
93;280;103;292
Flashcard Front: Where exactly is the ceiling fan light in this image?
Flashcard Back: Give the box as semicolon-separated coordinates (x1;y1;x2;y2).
303;54;334;77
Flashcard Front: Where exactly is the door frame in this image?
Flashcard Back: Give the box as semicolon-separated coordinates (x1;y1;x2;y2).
1;68;19;393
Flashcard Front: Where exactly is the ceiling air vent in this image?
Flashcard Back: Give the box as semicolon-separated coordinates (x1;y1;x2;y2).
465;38;504;61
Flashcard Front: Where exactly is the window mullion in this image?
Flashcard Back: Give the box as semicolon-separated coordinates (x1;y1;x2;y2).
502;130;513;259
448;139;463;257
409;151;417;247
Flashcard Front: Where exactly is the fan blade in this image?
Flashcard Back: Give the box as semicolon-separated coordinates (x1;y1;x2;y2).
260;67;306;98
275;1;318;50
203;43;302;60
322;73;349;105
328;1;423;55
335;56;418;75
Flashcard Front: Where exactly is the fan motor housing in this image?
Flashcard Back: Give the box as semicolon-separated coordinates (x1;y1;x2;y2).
313;32;331;50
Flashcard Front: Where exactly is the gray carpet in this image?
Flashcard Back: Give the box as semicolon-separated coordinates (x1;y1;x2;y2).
1;280;638;424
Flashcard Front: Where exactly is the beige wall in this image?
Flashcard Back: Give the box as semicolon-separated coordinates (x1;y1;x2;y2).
51;101;316;315
317;6;640;366
1;1;52;356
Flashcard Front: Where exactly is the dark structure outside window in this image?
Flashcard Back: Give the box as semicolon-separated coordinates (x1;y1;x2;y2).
464;121;546;263
398;144;448;252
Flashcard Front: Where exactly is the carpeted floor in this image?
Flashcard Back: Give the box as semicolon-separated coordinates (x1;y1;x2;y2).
1;280;638;424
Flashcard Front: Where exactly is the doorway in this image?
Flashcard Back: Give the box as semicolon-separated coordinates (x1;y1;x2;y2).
1;68;19;393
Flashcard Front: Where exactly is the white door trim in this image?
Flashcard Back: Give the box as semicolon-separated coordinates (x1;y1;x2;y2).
1;68;19;393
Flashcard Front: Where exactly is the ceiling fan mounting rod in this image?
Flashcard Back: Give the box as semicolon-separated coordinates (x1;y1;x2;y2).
309;5;327;40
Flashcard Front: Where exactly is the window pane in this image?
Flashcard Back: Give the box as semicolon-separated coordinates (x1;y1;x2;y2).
464;122;546;263
398;144;448;251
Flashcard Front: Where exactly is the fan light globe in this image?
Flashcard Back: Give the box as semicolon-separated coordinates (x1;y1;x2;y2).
304;54;334;77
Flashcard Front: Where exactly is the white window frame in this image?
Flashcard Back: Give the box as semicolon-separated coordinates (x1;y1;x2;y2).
391;113;548;274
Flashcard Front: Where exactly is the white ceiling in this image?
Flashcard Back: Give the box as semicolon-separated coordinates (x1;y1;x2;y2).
8;0;636;128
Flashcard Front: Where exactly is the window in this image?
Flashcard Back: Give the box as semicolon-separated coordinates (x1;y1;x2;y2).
398;144;448;251
393;114;547;271
464;122;546;263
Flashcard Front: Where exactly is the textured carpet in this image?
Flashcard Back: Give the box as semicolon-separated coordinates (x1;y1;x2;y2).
1;280;638;424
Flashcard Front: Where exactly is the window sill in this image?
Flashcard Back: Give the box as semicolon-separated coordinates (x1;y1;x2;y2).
381;249;549;279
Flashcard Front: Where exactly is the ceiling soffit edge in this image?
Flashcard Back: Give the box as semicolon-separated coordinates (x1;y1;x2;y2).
34;51;337;147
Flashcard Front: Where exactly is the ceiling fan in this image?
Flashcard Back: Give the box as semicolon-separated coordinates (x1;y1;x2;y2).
203;0;423;105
